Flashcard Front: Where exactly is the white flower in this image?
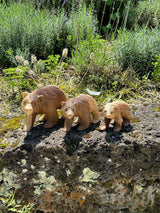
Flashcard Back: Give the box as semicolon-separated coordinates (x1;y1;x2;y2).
90;52;95;61
16;68;23;74
62;48;68;58
38;59;43;66
31;54;37;64
37;84;43;88
23;60;29;66
28;69;36;77
15;55;24;64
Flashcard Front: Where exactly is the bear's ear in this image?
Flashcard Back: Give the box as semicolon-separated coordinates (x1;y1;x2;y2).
112;105;117;111
38;95;44;101
22;92;29;98
61;101;66;107
74;102;78;108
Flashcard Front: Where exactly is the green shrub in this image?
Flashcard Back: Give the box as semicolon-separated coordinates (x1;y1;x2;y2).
70;35;121;90
2;53;46;99
152;55;160;85
3;66;34;94
0;2;97;69
113;28;160;78
127;0;160;29
43;54;60;71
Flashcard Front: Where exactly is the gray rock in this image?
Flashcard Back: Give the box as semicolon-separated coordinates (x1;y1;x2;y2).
0;102;160;212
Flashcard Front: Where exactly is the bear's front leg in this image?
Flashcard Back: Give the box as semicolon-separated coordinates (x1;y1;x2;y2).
77;113;91;131
63;118;73;131
114;115;122;131
23;113;36;131
99;118;111;131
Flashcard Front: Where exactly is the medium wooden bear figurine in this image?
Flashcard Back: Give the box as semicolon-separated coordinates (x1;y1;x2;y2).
21;85;67;131
61;94;100;131
100;100;131;132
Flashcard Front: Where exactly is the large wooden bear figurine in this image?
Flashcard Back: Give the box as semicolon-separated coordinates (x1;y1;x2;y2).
100;100;131;132
21;85;67;131
61;94;100;131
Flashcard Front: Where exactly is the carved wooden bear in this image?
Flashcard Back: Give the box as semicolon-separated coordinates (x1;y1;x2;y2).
21;85;67;131
100;100;131;132
61;94;100;131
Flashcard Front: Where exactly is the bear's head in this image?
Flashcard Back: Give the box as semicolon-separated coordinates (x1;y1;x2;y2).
102;103;118;119
61;100;77;119
21;92;43;115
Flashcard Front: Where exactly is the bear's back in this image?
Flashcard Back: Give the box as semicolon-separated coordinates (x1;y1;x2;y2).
113;100;130;117
33;85;67;108
72;94;97;113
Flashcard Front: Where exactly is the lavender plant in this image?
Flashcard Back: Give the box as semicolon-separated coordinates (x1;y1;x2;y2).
0;1;97;69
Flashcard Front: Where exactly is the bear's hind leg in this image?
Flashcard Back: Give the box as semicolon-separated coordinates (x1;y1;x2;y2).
114;115;122;131
123;118;130;127
44;107;58;128
91;109;100;123
77;113;91;131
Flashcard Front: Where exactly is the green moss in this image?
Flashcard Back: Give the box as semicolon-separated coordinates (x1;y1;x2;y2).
10;142;19;148
31;171;57;195
80;167;100;183
0;115;24;138
0;168;21;196
0;117;7;122
131;117;141;122
132;107;138;112
153;107;160;112
82;134;92;139
0;142;9;149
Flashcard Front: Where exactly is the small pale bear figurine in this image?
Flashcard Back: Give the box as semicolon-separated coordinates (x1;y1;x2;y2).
100;100;131;132
21;85;67;131
61;94;100;131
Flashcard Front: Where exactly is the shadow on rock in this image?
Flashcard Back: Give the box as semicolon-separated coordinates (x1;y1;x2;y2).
24;119;63;146
63;122;100;156
104;125;133;144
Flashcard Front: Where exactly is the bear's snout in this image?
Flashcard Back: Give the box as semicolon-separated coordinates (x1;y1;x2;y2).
66;110;74;119
67;113;74;119
24;104;33;114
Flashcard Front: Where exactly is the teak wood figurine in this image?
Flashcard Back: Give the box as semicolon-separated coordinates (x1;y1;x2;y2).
100;100;131;132
21;85;67;131
61;94;100;131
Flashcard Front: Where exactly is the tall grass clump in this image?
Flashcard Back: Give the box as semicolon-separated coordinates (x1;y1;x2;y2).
0;2;97;69
113;28;160;78
152;55;160;87
127;0;160;29
70;35;121;90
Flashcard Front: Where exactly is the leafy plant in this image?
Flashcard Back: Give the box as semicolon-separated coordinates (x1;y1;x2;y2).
152;55;160;84
43;54;60;71
3;66;31;92
0;191;32;213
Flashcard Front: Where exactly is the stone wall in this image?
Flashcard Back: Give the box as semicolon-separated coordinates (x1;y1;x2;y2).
0;102;160;212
